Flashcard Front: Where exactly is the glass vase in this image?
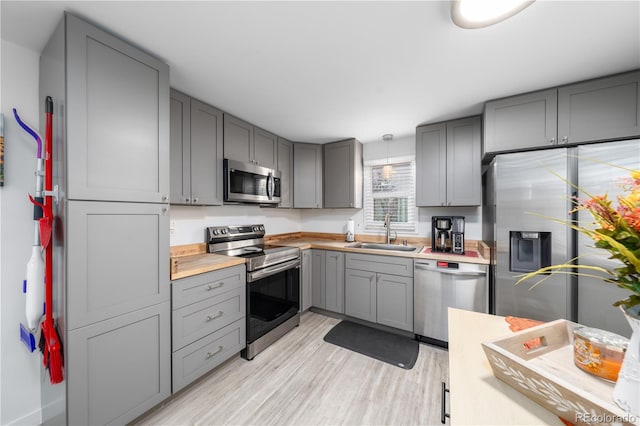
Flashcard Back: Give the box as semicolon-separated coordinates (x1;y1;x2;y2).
613;304;640;417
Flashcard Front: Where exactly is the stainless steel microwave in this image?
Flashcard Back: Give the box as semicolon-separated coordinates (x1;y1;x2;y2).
223;159;281;204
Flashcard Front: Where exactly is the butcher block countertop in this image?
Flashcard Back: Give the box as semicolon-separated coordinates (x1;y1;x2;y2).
170;232;490;280
448;308;561;425
169;243;245;280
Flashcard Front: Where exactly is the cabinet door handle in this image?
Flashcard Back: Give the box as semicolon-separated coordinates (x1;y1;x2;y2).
162;195;168;201
207;282;224;291
206;311;224;322
441;382;450;424
185;197;190;203
193;197;199;203
548;137;556;145
206;345;224;359
561;136;569;143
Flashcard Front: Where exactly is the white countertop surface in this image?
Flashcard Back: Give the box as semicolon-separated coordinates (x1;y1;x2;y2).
448;308;561;425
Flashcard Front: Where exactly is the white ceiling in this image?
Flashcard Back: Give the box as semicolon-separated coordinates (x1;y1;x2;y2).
2;1;639;144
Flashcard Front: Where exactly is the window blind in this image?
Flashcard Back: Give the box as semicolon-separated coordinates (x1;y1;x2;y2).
364;159;417;233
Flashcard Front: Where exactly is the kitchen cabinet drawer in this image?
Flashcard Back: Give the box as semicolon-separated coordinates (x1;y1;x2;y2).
172;318;245;393
345;253;413;277
171;265;245;309
172;286;245;351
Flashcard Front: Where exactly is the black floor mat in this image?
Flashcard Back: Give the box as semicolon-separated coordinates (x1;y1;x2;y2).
323;320;419;369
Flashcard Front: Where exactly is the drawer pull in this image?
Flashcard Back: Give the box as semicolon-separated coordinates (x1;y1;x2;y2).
207;282;224;291
206;311;224;322
206;345;224;359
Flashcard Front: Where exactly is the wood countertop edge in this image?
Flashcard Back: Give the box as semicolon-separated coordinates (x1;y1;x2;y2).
170;233;491;280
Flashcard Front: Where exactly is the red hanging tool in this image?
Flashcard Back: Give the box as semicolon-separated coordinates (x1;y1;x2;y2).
39;96;63;384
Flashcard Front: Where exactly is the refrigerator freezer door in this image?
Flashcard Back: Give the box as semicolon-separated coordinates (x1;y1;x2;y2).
577;140;640;338
495;149;574;322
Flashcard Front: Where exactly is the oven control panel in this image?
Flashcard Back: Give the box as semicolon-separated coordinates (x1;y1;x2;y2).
206;224;266;243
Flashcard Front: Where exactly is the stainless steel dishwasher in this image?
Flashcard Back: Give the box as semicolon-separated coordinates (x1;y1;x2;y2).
414;259;488;347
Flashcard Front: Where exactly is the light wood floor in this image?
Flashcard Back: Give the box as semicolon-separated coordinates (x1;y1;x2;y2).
134;311;449;426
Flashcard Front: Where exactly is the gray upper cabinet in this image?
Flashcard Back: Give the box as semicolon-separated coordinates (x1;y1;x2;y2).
254;127;278;169
294;143;323;208
170;89;223;205
277;137;294;208
323;138;363;208
416;116;481;207
223;114;277;169
416;123;446;207
446;117;482;206
484;71;640;155
558;71;640;144
483;89;558;154
66;14;169;203
223;114;253;163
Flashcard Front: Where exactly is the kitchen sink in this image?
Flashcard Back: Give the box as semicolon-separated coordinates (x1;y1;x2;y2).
345;242;421;252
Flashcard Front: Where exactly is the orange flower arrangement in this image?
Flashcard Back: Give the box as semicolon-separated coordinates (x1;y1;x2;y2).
517;168;640;310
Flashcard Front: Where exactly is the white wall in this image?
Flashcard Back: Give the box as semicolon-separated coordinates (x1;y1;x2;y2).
171;135;482;244
299;136;483;240
170;205;301;245
0;40;44;426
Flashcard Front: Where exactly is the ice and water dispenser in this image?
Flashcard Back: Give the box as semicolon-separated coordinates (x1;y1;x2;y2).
509;231;551;272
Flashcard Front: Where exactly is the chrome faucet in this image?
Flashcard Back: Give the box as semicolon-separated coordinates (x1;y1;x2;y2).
384;213;397;244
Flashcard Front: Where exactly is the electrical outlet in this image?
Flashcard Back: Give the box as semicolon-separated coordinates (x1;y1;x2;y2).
170;221;176;235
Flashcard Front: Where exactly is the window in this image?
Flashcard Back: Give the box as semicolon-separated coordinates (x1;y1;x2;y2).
364;158;416;233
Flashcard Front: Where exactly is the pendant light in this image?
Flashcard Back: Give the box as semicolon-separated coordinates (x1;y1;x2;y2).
382;134;393;179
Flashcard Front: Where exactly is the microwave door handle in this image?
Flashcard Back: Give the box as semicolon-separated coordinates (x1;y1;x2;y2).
266;173;273;200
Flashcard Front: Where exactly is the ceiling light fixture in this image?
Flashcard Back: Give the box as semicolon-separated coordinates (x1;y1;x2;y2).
382;134;394;179
451;0;535;29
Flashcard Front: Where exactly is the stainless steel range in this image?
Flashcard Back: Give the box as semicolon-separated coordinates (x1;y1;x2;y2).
206;225;300;360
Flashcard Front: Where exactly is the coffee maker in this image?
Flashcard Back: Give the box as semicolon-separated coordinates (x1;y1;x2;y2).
431;216;465;254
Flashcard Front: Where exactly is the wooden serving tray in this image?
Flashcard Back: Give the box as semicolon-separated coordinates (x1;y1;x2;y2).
482;319;637;425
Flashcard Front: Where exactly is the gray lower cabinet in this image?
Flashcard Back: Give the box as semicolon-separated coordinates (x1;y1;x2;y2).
376;273;413;332
344;253;414;332
170;265;246;393
323;138;363;208
300;249;313;311
170;89;224;205
67;302;171;426
416;116;481;207
277;137;294;208
65;13;169;203
311;250;344;313
344;269;376;322
293;143;323;208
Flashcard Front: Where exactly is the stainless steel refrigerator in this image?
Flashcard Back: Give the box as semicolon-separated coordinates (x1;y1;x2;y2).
484;139;639;338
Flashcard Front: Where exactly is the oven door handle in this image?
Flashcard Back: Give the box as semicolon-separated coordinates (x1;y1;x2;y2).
247;258;300;282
